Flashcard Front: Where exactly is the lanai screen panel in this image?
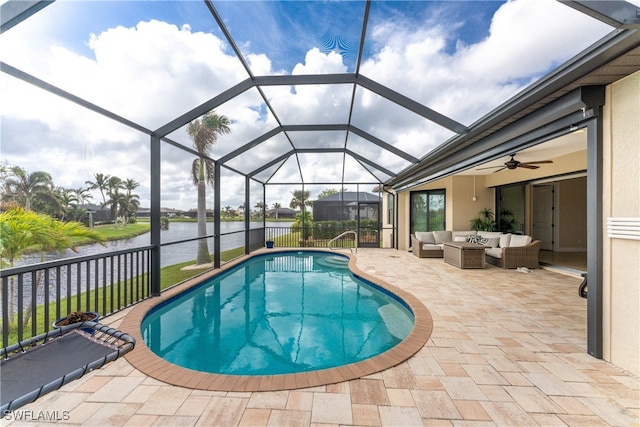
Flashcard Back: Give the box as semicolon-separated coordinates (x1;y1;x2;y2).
0;1;250;131
261;84;354;125
1;72;152;215
212;1;367;75
361;1;613;126
163;88;275;156
224;134;293;176
350;86;457;159
288;131;347;150
345;133;415;174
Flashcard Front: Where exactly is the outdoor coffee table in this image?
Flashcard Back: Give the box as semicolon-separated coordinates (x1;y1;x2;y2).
443;242;487;269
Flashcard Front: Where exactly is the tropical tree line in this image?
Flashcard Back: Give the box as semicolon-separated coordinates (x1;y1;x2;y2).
0;162;140;226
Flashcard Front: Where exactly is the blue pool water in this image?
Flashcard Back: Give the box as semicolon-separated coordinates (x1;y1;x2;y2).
141;251;414;376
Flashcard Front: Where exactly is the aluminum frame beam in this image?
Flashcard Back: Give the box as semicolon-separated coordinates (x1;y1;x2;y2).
561;0;640;29
1;0;54;34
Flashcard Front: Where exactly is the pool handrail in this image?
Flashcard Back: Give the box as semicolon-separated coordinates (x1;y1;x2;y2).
327;230;358;253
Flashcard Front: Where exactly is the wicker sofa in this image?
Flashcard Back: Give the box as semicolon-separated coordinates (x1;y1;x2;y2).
411;230;495;258
484;235;541;269
411;230;541;269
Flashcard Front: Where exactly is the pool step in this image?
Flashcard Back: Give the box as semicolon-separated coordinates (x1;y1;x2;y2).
318;256;350;268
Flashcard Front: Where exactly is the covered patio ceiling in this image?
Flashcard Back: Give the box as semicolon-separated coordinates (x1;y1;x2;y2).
1;0;639;207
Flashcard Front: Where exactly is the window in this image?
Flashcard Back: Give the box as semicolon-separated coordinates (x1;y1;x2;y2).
410;189;445;235
496;183;525;234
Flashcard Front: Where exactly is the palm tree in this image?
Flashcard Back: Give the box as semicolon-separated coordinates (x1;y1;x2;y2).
56;187;78;222
254;201;266;219
85;173;111;206
289;189;312;211
187;111;231;265
103;176;124;224
3;167;52;211
290;190;313;241
73;187;93;205
121;179;140;224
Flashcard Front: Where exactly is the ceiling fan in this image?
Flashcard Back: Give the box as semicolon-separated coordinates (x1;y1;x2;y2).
477;153;553;173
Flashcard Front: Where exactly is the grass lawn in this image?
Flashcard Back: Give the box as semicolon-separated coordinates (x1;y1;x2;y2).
3;245;247;345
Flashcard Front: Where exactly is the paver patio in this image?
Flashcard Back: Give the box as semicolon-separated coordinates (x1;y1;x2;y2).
5;248;639;426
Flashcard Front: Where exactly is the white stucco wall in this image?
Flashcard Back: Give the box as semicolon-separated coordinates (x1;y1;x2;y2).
603;70;640;376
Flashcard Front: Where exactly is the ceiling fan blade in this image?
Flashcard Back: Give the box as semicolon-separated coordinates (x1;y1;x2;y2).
520;160;553;165
476;165;504;170
492;167;507;173
518;164;539;169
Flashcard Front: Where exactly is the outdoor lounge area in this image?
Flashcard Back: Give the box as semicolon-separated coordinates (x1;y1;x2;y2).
6;249;638;426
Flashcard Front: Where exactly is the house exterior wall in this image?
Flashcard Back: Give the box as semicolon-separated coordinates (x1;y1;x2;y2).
602;70;640;376
395;176;493;251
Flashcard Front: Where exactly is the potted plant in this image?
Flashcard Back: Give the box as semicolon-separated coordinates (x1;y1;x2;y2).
266;233;274;248
470;208;495;231
53;311;100;334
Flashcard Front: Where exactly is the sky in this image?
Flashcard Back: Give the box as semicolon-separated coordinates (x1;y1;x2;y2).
0;0;618;211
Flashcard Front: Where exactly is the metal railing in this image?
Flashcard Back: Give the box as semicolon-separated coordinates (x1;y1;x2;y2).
1;246;152;348
328;230;358;253
265;226;359;249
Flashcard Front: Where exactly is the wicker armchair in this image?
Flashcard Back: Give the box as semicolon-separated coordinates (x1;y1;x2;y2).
485;240;541;269
410;235;444;258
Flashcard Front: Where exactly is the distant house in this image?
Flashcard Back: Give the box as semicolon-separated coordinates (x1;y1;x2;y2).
184;208;215;218
266;208;298;219
312;192;380;222
136;207;183;218
78;204;111;223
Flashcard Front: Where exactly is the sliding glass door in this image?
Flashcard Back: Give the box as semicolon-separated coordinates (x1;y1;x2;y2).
410;189;446;238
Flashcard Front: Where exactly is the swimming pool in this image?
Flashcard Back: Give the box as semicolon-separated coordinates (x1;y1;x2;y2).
141;251;414;376
123;249;432;391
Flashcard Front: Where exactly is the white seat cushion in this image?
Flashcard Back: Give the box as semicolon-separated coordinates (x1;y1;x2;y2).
485;247;502;258
415;231;435;244
509;235;532;247
421;244;443;251
453;236;467;242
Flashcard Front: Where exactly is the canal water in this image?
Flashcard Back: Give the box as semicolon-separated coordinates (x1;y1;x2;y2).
16;221;293;268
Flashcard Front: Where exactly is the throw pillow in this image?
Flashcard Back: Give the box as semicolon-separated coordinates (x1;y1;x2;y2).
454;236;467;242
467;235;492;245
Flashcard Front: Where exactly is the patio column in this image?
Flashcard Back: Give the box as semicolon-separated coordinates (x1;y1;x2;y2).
245;176;250;254
214;162;221;269
150;135;161;296
587;110;604;359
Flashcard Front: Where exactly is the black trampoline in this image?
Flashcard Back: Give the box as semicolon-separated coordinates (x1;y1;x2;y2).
1;321;135;412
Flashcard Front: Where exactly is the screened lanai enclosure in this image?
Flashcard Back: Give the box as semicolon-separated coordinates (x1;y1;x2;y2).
2;0;636;346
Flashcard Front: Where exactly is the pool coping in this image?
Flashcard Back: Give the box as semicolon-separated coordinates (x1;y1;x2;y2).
121;248;433;392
